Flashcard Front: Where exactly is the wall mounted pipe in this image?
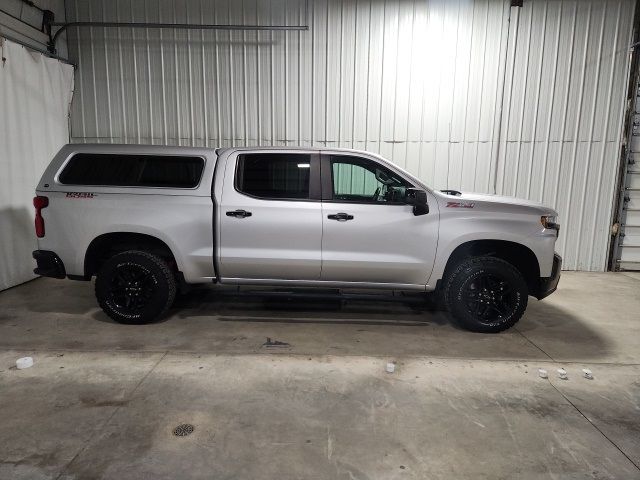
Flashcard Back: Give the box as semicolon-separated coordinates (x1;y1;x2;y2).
47;21;309;54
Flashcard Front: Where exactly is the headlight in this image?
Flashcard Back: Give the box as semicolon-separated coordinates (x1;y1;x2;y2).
541;215;560;232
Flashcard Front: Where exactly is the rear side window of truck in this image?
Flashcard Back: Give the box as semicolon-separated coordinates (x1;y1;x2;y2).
58;153;205;188
235;153;311;199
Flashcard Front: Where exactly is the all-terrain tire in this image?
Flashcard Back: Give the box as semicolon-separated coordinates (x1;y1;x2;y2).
95;250;176;324
443;256;528;333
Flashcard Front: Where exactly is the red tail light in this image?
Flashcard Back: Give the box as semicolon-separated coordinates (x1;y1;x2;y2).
33;196;49;238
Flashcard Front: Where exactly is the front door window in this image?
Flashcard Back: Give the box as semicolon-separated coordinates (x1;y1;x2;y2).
330;156;410;203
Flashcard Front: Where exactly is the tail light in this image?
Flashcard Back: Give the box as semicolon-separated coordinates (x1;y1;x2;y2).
33;196;49;238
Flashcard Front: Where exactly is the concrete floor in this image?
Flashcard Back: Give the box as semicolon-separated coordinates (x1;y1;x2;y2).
0;272;639;480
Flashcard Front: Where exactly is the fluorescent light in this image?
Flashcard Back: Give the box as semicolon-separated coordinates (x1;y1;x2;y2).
297;163;310;168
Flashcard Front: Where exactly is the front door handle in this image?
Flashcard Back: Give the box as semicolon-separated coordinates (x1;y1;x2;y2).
226;209;252;218
327;212;354;221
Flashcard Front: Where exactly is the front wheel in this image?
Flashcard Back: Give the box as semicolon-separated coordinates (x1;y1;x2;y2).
95;250;176;324
443;256;528;333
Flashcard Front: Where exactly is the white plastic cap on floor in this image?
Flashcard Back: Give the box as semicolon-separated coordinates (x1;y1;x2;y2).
16;357;33;369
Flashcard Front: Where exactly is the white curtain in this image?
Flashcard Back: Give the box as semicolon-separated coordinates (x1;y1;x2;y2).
0;38;74;291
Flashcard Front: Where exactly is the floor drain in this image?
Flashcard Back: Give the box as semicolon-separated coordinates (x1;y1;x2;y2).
173;424;195;437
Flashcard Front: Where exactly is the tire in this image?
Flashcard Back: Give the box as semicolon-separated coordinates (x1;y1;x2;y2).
443;256;528;333
95;250;176;324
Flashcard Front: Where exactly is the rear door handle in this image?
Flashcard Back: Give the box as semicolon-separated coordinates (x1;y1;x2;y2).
327;212;354;221
226;209;252;218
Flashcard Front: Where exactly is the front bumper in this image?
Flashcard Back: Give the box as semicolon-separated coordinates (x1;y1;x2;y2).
32;250;66;279
536;253;561;300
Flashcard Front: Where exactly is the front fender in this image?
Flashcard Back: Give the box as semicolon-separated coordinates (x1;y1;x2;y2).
427;213;554;287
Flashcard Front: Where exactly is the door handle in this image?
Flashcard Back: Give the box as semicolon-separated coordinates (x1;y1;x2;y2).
327;212;354;221
226;209;252;218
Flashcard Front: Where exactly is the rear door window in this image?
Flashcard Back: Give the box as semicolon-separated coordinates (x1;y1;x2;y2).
235;153;311;199
59;153;205;188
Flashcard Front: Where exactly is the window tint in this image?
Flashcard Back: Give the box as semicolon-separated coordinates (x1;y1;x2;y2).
59;154;204;188
236;153;310;199
331;156;411;203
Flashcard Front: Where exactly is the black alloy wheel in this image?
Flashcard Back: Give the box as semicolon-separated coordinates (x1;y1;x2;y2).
95;250;176;324
461;272;518;324
108;263;157;313
444;256;528;333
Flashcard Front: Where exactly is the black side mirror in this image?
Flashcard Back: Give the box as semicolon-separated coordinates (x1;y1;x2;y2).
405;188;429;216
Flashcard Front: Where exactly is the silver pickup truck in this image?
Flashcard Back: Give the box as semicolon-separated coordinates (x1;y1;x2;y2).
32;144;561;333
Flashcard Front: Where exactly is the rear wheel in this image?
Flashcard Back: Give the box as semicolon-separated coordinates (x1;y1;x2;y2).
95;250;176;324
443;256;528;333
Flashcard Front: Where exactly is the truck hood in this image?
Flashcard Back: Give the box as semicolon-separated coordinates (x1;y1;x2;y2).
438;191;558;216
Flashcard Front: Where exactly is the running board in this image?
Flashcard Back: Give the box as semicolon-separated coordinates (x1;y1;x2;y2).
213;286;431;304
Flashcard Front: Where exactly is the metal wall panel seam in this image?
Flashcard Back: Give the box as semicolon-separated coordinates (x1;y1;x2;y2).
511;3;534;197
88;1;99;143
283;0;289;145
310;0;315;146
256;0;262;146
551;2;578;209
270;0;276;145
172;2;180;146
494;4;518;194
228;2;235;146
159;14;168;145
116;2;128;142
488;0;510;193
377;0;386;154
101;1;113;141
428;1;445;185
445;0;462;187
187;5;195;147
200;0;208;146
403;0;417;160
214;5;221;146
459;0;477;189
390;0;400;163
297;0;301;145
559;2;592;261
525;0;548;200
574;3;607;264
130;1;141;143
363;0;371;152
350;0;358;149
324;0;329;146
473;0;490;192
144;1;154;144
539;0;562;202
338;0;344;147
72;0;86;138
416;0;427;183
242;0;248;145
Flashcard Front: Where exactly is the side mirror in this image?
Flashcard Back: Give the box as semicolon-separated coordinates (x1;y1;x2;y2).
405;188;429;216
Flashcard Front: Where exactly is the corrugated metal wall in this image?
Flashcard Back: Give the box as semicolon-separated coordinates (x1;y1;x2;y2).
66;0;511;190
65;0;636;271
496;0;634;271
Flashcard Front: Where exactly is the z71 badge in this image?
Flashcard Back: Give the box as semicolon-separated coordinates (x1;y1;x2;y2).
446;201;475;208
66;192;95;199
